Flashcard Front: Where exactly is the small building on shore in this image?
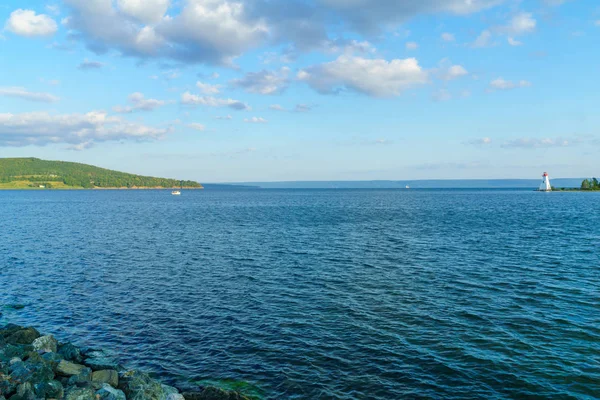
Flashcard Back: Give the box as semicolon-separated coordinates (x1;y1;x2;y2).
539;172;552;192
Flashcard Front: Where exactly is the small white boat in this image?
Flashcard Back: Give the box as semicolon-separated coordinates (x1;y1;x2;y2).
171;190;181;196
405;185;410;189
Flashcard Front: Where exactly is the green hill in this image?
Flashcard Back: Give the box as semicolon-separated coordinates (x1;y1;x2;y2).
0;158;203;189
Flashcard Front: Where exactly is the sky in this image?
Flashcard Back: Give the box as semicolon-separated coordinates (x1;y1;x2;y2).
0;0;599;183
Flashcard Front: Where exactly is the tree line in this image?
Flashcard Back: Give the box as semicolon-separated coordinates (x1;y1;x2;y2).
0;158;202;189
580;178;600;191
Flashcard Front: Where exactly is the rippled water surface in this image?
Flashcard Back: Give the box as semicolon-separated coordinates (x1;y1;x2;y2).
1;189;599;399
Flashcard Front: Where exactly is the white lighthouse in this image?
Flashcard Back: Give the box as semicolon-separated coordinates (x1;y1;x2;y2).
539;172;552;192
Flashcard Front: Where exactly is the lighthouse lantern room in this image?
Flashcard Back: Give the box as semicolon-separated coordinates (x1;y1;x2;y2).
539;172;552;192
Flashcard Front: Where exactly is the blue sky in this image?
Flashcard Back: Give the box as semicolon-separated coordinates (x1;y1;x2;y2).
0;0;599;182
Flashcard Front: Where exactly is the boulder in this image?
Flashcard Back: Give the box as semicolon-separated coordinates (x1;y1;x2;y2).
183;387;251;400
58;343;83;363
41;352;64;371
92;369;119;388
15;382;35;400
32;335;58;353
119;370;184;400
5;328;40;346
8;359;54;385
67;367;92;386
0;372;17;397
57;360;87;376
83;350;120;371
65;385;96;400
96;384;127;400
34;379;64;399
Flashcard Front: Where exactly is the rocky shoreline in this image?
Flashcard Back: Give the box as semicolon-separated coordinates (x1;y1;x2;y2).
0;324;250;400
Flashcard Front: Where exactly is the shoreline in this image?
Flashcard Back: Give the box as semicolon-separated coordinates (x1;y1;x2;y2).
0;323;250;400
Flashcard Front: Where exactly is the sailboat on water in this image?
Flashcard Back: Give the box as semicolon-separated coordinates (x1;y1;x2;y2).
172;181;182;195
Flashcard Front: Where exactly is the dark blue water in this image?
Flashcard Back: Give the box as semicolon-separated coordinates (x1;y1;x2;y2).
1;190;599;399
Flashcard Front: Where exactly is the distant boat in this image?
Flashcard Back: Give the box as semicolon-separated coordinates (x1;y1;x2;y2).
538;172;552;192
405;185;410;189
172;180;183;195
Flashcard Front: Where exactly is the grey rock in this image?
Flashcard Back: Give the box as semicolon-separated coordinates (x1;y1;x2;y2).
83;350;120;371
119;370;183;400
65;386;96;400
34;379;64;399
57;360;87;376
92;369;119;388
41;352;64;371
9;359;54;385
96;384;126;400
9;357;21;365
67;367;92;386
58;343;83;363
32;335;58;353
16;382;35;400
184;387;251;400
5;328;40;345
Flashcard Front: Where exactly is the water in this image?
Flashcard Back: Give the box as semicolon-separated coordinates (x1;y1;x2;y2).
1;189;599;399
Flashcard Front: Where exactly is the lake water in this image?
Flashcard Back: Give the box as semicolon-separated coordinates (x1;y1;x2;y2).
1;189;599;399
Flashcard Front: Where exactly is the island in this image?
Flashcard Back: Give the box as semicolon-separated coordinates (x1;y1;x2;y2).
555;178;600;192
0;158;203;190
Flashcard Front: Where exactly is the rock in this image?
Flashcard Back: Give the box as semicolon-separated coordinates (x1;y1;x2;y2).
119;370;184;400
57;360;87;376
5;328;40;346
184;387;251;400
92;369;119;388
0;372;17;397
59;343;83;363
96;384;127;400
41;352;64;371
67;367;92;386
15;382;35;400
83;350;120;371
34;379;64;399
8;359;54;385
9;357;21;365
65;385;96;400
32;335;58;353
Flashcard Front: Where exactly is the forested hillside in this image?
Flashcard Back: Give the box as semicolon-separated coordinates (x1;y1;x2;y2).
0;158;203;189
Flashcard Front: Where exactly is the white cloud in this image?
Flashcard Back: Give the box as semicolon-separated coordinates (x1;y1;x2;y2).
0;87;60;103
507;37;523;46
438;64;468;81
499;12;536;36
322;39;376;55
295;104;312;112
298;55;429;97
113;92;167;113
595;20;600;27
472;30;493;48
4;9;58;37
441;32;455;42
318;0;506;33
231;67;291;95
432;89;451;102
0;111;169;147
63;0;269;65
244;117;267;123
502;137;571;148
181;92;250;110
405;41;418;50
489;77;531;90
467;137;493;145
196;81;221;95
78;59;104;70
187;123;206;131
269;104;287;111
116;0;170;24
214;115;232;120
